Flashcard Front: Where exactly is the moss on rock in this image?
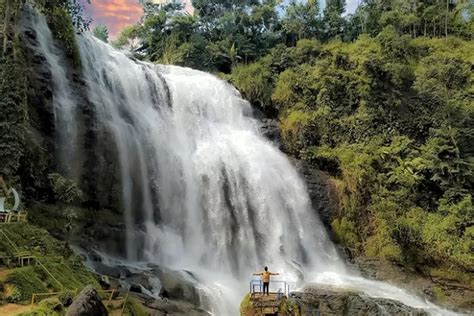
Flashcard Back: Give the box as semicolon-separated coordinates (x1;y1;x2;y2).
44;6;81;68
124;297;148;316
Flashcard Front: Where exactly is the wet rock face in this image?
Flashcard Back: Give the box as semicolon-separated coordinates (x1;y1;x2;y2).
256;111;338;241
289;286;428;316
20;13;56;141
83;258;210;315
290;159;342;246
259;118;281;146
66;286;108;316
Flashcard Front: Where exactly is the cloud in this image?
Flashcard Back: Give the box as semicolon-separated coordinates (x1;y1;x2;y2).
82;0;143;38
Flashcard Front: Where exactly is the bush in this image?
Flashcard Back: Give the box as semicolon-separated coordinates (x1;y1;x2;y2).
229;60;274;108
331;217;360;252
7;267;48;303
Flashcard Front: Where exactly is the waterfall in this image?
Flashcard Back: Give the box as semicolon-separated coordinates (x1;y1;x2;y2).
75;31;345;277
31;8;82;178
27;8;458;316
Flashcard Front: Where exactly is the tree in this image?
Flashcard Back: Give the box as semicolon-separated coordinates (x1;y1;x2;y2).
93;24;109;43
282;0;321;45
42;0;92;32
323;0;346;40
113;25;142;51
48;173;83;248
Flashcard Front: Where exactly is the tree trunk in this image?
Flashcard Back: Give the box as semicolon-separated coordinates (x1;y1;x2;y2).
424;19;427;37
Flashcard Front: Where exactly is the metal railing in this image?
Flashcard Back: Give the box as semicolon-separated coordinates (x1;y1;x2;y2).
249;279;290;296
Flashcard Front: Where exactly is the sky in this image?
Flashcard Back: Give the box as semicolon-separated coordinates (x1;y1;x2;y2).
82;0;143;38
345;0;360;15
82;0;360;38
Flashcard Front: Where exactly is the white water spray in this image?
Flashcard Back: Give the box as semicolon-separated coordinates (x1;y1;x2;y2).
27;8;460;315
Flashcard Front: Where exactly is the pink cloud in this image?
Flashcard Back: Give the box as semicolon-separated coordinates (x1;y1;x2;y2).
82;0;143;38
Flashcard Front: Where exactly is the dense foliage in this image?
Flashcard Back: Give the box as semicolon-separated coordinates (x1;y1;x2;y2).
115;0;473;72
118;0;474;278
1;0;29;188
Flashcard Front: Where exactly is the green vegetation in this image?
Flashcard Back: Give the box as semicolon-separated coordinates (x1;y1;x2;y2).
93;24;109;43
46;6;81;67
124;297;148;316
1;0;88;196
7;267;49;302
0;223;99;305
0;0;28;187
272;35;472;277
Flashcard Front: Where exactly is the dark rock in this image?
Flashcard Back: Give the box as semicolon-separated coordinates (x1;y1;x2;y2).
352;257;474;313
151;266;204;308
259;118;281;146
159;287;169;299
90;262;132;279
66;286;108;316
290;286;428;316
130;283;145;294
99;275;111;289
291;159;336;229
143;296;210;316
127;291;210;315
59;291;75;307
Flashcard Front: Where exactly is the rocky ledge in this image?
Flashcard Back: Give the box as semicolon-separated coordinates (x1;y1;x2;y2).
288;286;428;316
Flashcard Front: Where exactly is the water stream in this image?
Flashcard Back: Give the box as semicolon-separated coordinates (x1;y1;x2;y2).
28;8;459;315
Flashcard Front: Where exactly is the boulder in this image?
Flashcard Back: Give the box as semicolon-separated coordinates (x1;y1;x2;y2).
66;286;108;316
151;266;204;308
289;286;428;316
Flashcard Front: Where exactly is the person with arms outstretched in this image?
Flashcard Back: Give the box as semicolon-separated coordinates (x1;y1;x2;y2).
254;266;279;296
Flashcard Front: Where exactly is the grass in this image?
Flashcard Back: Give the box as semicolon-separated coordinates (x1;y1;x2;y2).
0;222;99;306
6;267;48;303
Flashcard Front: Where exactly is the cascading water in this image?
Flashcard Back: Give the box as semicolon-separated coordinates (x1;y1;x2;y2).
31;10;81;178
28;7;459;315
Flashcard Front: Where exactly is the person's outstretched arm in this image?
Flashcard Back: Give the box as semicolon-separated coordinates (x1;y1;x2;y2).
253;272;262;275
270;272;279;275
